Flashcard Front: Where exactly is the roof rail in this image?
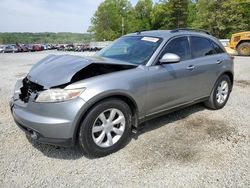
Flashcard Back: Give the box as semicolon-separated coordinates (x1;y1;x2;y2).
171;28;211;35
136;29;148;35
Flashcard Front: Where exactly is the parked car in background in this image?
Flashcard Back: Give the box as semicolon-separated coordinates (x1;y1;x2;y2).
1;45;18;53
10;29;234;157
57;45;65;51
16;44;29;52
33;44;42;51
50;44;57;50
41;44;48;50
0;45;4;53
24;44;35;52
41;44;53;50
65;44;75;51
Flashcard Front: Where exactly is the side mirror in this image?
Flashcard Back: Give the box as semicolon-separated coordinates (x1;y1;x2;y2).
159;53;180;64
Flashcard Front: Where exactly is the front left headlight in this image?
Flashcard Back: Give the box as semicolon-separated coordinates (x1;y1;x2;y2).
35;88;85;103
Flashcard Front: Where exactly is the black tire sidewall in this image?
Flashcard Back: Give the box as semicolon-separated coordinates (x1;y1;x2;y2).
79;99;132;157
212;75;231;109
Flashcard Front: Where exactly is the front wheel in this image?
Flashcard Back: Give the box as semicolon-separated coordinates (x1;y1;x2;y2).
204;75;232;110
78;99;132;157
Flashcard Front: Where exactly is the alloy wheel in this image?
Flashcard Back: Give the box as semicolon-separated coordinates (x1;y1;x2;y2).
216;80;229;104
92;108;126;148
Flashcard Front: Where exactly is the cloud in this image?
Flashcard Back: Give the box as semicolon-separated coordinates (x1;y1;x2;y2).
0;0;103;33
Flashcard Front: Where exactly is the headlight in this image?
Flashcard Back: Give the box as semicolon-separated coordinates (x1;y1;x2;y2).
35;88;85;103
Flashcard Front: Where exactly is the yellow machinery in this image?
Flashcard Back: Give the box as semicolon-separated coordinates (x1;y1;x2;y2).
227;31;250;56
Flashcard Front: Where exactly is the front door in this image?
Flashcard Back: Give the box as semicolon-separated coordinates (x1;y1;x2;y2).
145;36;200;116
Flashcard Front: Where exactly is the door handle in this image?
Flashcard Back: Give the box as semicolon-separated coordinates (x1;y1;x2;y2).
216;60;223;64
186;65;195;71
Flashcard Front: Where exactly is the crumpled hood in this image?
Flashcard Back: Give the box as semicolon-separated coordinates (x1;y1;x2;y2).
27;55;136;88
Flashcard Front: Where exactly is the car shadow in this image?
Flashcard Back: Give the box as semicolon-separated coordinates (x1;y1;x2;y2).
27;137;86;160
28;104;206;160
133;104;206;139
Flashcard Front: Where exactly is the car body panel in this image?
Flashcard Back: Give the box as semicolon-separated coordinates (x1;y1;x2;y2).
28;55;137;88
67;65;148;118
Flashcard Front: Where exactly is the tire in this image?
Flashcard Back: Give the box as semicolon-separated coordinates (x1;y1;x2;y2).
204;75;232;110
78;99;132;157
237;42;250;56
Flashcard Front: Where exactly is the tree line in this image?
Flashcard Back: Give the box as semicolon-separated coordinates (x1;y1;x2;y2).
0;32;91;44
89;0;250;40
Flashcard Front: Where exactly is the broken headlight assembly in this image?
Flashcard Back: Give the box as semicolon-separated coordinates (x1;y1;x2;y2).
35;88;85;103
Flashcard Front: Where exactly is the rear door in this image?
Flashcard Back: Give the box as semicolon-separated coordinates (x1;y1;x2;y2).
188;36;226;97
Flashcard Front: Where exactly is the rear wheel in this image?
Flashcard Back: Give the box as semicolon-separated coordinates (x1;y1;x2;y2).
78;99;132;157
237;42;250;56
204;75;231;110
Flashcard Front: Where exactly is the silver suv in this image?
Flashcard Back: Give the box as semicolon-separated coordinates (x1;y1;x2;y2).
10;29;234;157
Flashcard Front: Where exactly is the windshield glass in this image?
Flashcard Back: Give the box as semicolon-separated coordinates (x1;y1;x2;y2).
96;36;162;65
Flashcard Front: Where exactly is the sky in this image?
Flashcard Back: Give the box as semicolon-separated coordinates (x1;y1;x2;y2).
0;0;144;33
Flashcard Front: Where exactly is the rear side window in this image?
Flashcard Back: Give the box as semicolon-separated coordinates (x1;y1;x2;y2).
162;36;191;61
211;41;225;54
190;36;215;58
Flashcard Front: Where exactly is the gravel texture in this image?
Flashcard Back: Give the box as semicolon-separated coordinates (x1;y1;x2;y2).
0;51;249;187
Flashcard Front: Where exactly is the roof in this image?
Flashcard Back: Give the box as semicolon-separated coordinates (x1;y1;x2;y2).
125;29;214;40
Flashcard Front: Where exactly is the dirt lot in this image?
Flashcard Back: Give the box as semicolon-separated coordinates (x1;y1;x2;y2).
0;51;249;187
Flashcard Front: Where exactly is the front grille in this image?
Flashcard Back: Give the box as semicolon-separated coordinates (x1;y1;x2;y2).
19;77;44;103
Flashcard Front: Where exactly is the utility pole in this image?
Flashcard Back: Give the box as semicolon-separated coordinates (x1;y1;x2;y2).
122;17;124;36
121;7;125;36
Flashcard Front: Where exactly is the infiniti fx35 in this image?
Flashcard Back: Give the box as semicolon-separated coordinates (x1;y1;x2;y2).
10;29;234;157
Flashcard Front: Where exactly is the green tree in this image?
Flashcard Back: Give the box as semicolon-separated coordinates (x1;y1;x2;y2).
89;0;136;41
89;0;250;40
134;0;153;30
167;0;189;28
150;2;169;29
187;0;197;27
193;0;249;38
235;0;250;31
151;0;189;30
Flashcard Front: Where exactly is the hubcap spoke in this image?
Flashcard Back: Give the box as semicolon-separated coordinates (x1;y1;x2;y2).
112;127;123;135
221;95;225;102
109;109;117;121
217;94;221;102
99;113;107;124
96;131;105;144
92;126;104;133
222;90;227;95
216;80;229;104
112;116;125;125
106;132;113;146
222;82;228;90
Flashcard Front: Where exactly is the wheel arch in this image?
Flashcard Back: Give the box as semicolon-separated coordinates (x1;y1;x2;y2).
213;71;234;93
223;71;234;89
236;40;250;49
209;71;234;97
73;92;139;145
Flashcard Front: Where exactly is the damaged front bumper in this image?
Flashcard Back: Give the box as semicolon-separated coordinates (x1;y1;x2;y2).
10;79;86;147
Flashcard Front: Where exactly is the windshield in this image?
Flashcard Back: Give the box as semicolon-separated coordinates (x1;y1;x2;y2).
96;36;162;65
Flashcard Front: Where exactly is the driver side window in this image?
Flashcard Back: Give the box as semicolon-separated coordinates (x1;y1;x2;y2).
161;36;191;61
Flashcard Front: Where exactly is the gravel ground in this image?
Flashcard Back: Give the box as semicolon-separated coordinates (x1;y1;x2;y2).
0;51;249;187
